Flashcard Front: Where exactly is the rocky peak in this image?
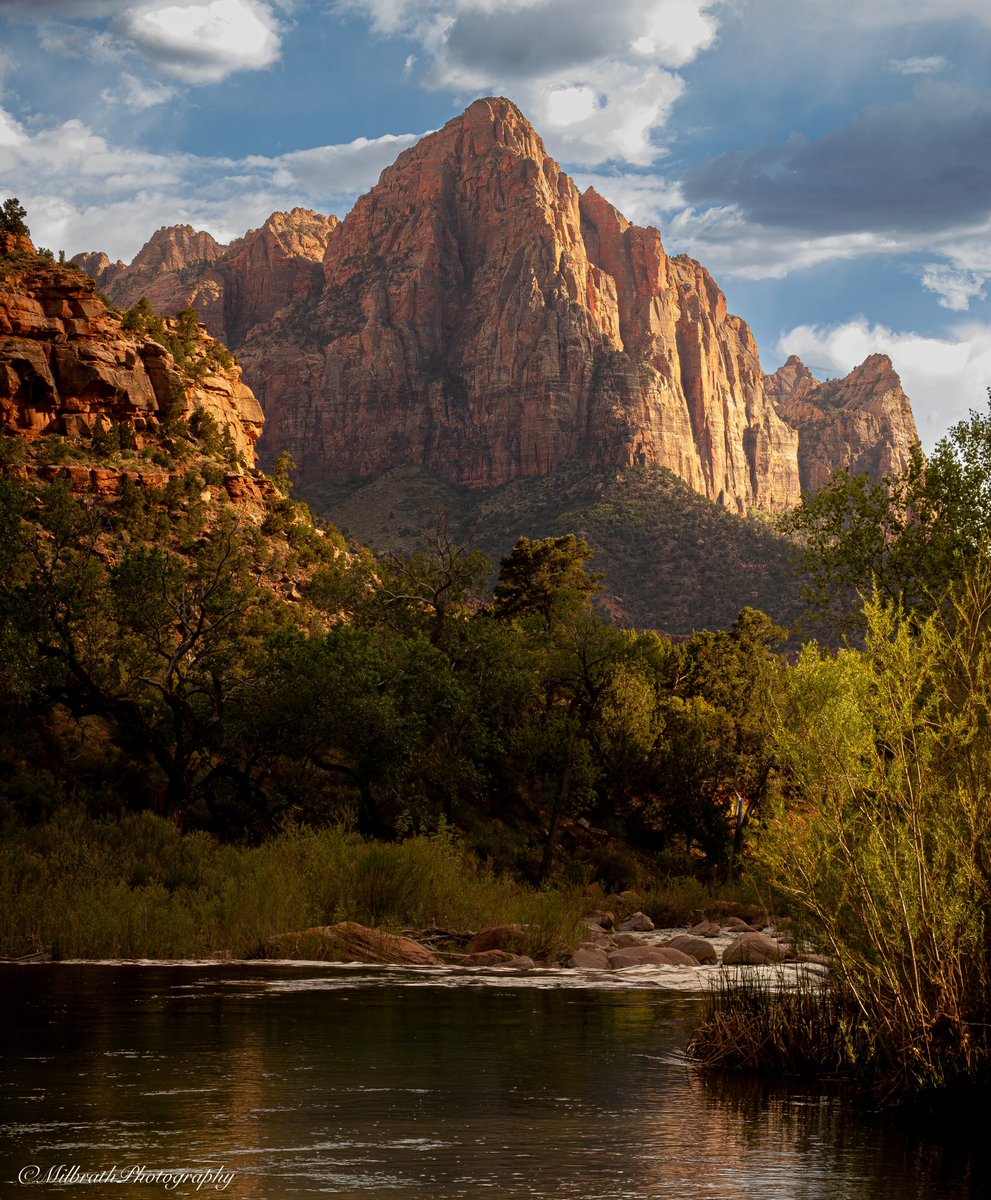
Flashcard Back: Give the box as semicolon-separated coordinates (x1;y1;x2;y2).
766;352;919;493
130;224;225;274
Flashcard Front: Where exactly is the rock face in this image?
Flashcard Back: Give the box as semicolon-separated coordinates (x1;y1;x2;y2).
74;99;921;513
239;98;802;512
1;234;263;463
765;353;920;495
78;209;339;352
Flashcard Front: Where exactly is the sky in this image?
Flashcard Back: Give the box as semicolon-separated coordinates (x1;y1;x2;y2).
1;1;990;448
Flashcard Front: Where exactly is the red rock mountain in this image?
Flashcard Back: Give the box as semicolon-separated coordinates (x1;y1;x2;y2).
765;353;920;494
77;98;920;510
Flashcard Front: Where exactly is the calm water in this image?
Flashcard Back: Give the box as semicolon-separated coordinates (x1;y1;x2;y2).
1;964;988;1198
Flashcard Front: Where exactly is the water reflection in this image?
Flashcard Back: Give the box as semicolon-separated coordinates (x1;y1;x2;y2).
1;965;988;1198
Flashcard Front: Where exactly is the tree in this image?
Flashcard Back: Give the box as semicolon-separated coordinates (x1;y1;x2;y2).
372;515;490;646
493;534;604;625
781;394;991;633
0;197;29;237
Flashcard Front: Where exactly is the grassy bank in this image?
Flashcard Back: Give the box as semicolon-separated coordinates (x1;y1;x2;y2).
0;811;587;961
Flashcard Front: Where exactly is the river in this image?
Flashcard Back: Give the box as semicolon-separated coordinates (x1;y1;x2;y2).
2;964;988;1198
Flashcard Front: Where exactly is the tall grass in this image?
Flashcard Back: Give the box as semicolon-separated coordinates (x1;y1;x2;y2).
688;973;867;1080
0;811;585;962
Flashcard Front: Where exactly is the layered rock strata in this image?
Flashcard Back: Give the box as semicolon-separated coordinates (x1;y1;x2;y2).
78;208;338;351
1;234;263;464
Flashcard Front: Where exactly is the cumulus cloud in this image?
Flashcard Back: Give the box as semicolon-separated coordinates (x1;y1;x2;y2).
114;0;283;83
921;265;988;312
0;105;424;261
336;1;719;164
776;318;991;449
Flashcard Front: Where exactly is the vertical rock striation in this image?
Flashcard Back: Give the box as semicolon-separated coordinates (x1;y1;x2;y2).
765;353;920;494
74;99;921;512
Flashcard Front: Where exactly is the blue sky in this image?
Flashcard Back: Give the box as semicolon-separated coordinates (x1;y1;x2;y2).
2;1;990;447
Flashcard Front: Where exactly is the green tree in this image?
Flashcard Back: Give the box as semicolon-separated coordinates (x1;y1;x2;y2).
781;394;991;632
493;534;604;625
372;516;490;646
0;197;29;237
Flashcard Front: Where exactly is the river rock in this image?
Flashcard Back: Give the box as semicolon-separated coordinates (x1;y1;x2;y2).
462;949;516;966
661;935;718;964
569;947;612;970
688;920;721;937
721;916;753;931
617;912;654;932
467;924;528;955
722;933;791;966
608;946;698;969
611;933;645;948
585;909;616;930
581;929;613;948
265;922;442;965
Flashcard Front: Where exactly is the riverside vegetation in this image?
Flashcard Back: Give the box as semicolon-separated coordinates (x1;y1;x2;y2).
4;218;991;1106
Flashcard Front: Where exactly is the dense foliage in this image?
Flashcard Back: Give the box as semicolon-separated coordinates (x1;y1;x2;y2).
781;393;991;633
0;462;784;888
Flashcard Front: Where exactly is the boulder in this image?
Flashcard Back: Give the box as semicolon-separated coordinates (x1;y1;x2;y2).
617;911;654;932
608;946;698;969
721;916;753;931
462;949;516;966
688;920;721;937
467;924;528;955
722;932;791;966
611;933;644;948
661;935;718;964
264;921;442;965
585;909;616;930
568;947;612;970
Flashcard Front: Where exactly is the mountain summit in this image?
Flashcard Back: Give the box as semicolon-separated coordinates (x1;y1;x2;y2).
78;97;919;513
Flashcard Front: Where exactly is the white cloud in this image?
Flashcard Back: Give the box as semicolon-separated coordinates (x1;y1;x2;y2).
336;1;719;165
100;73;178;110
115;0;283;84
0;105;425;261
570;170;685;228
662;202;909;279
776;318;991;449
889;55;949;76
921;265;988;312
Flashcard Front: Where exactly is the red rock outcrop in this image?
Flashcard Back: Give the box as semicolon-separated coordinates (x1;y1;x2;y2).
765;353;920;494
1;234;263;464
77;209;338;350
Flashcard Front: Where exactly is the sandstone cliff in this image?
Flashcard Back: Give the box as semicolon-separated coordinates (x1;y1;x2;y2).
236;98;802;511
765;353;920;494
74;99;921;513
78;209;338;351
1;233;263;466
